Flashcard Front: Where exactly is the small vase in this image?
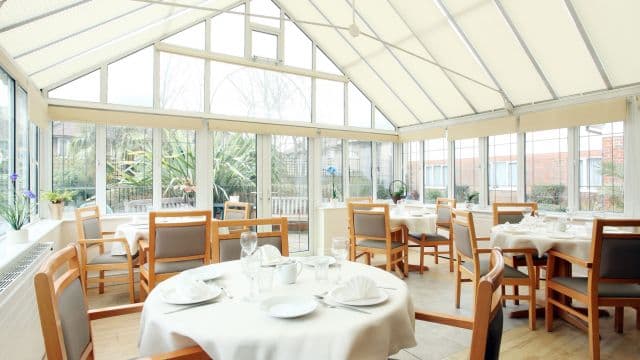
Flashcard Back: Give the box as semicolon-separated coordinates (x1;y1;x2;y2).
7;228;29;244
330;198;337;207
465;202;473;210
49;202;64;220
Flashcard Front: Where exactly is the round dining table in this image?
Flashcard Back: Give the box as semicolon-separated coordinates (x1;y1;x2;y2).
389;211;437;235
138;260;417;360
490;223;593;259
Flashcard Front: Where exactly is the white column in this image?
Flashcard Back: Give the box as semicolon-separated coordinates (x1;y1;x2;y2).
447;138;455;200
567;127;580;212
309;137;320;254
152;128;162;210
40;121;53;216
195;121;212;210
517;131;526;202
95;125;106;211
342;139;349;200
624;96;640;217
479;137;488;207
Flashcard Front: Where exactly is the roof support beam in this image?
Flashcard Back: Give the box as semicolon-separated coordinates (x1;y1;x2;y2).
304;0;423;124
493;0;558;99
386;0;477;114
563;0;612;89
344;0;447;119
14;3;154;59
432;0;513;107
0;0;92;33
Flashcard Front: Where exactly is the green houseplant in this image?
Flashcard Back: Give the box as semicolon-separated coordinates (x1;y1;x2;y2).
0;173;37;244
42;190;75;220
388;180;407;204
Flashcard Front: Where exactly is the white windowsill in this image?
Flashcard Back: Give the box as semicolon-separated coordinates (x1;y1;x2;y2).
0;220;61;272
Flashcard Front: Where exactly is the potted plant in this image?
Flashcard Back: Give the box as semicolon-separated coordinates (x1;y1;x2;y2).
388;180;407;204
0;173;36;244
42;190;74;220
464;191;479;209
326;166;339;206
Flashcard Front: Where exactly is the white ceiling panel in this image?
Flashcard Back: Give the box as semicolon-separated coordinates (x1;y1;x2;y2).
444;0;552;105
500;0;605;96
0;0;83;29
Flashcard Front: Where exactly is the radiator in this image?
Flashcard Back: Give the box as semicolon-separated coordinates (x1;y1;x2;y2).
0;243;53;360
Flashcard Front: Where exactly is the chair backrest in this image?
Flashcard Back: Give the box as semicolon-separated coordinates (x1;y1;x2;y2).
346;196;372;204
223;201;252;232
470;248;505;360
452;209;481;266
348;203;391;244
212;217;289;263
492;202;538;226
435;198;456;226
148;210;212;272
34;245;94;360
591;218;640;282
74;206;104;241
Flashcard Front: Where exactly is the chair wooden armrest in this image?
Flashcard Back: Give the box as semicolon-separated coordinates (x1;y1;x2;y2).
476;236;490;241
476;248;494;254
390;226;404;233
501;248;537;254
101;231;116;236
144;346;209;360
139;239;149;252
79;238;132;256
88;303;144;321
415;311;473;330
547;250;592;268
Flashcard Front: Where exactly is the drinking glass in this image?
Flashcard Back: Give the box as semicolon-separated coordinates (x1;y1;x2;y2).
257;267;274;293
240;231;258;255
314;257;330;282
331;237;349;283
240;248;260;301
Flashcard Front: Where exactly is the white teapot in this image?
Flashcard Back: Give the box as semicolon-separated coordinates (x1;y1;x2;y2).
275;260;303;285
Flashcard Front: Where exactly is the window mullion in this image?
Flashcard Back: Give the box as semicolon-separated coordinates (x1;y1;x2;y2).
95;125;107;211
447;138;455;200
568;127;580;212
479;137;488;207
624;96;639;217
517;132;526;202
195;122;212;210
152;128;162;210
342;139;349;200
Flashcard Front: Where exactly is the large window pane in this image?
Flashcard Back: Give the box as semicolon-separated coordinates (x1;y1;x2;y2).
424;138;448;204
525;129;568;211
315;79;343;126
488;133;517;203
52;122;96;211
348;83;371;128
211;61;311;122
106;126;152;213
108;47;153;107
349;140;372;197
211;5;244;57
162;23;205;50
320;138;343;203
579;122;624;212
15;87;29;192
161;129;196;209
159;53;204;112
403;141;421;200
49;70;100;102
375;142;394;200
284;20;311;69
375;108;395;131
272;135;309;252
251;31;278;60
454;138;481;204
316;48;342;75
250;0;280;28
213;132;257;219
0;69;13;235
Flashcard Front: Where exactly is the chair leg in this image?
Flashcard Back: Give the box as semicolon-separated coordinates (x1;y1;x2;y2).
455;258;462;309
529;283;537;331
588;300;600;360
82;270;89;295
419;245;425;274
513;285;519;305
614;307;624;334
403;245;409;277
501;285;506;307
434;245;439;264
545;286;554;332
365;252;371;265
128;267;136;304
535;266;541;290
448;246;454;273
636;306;640;330
99;270;105;294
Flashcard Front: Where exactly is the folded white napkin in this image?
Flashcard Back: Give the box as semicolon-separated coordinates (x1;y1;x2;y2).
333;276;381;302
175;275;209;300
261;244;283;265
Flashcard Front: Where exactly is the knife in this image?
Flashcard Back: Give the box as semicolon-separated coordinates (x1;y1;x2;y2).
164;301;218;315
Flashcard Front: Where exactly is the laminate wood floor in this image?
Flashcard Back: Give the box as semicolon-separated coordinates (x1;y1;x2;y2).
86;251;640;359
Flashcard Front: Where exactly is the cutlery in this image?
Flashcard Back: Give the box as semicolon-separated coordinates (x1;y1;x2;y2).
313;294;371;314
220;286;234;299
164;301;217;314
378;286;397;290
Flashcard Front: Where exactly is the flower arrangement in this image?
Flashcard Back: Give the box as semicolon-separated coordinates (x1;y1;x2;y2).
326;166;338;200
42;190;75;204
174;178;196;194
0;173;36;231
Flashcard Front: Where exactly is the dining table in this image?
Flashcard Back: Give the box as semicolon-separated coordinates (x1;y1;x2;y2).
138;260;417;360
389;210;437;236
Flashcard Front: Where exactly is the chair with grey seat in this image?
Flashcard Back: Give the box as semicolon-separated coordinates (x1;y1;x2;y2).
212;217;289;263
454;209;537;330
545;218;640;359
74;206;136;303
348;203;408;278
139;210;212;300
408;198;456;273
223;201;252;234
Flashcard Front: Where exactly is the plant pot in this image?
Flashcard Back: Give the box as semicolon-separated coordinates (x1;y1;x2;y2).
391;195;405;204
7;228;28;244
49;202;64;220
329;198;337;207
465;202;473;210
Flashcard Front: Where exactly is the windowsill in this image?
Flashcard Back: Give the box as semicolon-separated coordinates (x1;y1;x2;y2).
0;219;61;272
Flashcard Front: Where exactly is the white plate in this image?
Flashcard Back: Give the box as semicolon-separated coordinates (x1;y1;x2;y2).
297;256;337;267
160;283;222;305
261;295;318;318
328;287;389;306
549;232;575;239
182;264;223;281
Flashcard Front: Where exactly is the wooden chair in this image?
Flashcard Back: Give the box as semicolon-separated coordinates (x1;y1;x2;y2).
223;201;251;233
408;199;455;273
416;248;505;360
347;203;408;278
34;244;208;360
212;217;289;263
453;209;538;330
493;202;546;292
140;210;212;300
545;218;640;359
74;206;136;303
346;196;372;203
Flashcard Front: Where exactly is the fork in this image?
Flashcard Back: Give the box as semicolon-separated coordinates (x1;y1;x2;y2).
220;286;233;299
313;294;371;314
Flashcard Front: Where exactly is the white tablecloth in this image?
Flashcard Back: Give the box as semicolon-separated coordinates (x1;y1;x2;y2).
490;224;592;260
390;213;437;235
139;261;416;360
111;224;148;256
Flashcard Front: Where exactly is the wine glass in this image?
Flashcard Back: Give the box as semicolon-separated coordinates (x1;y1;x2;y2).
240;248;260;301
240;231;258;255
331;237;349;283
